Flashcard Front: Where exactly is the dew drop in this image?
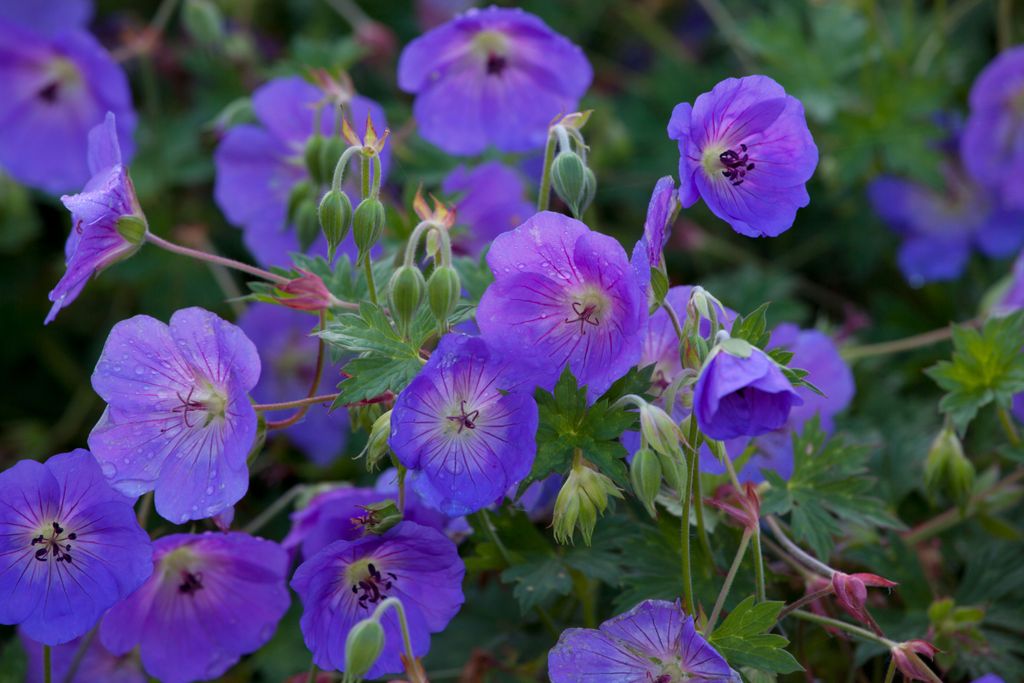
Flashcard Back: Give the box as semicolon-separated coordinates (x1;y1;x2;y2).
100;462;117;478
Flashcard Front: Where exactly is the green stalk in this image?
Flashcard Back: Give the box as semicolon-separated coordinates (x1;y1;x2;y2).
537;129;558;211
707;529;751;632
44;646;52;683
681;427;697;614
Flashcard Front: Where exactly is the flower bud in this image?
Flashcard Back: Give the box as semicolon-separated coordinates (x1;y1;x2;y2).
649;267;669;308
359;409;392;471
924;424;974;512
115;215;147;246
551;150;592;218
287;180;316;224
304;134;326;185
182;0;224;47
831;571;897;628
319;189;353;260
553;460;622;545
388;265;425;334
427;265;461;325
344;617;385;682
319;135;348;187
581;166;597;216
294;199;320;252
639;402;685;463
274;269;335;311
353;197;385;261
357;500;403;536
629;447;662;517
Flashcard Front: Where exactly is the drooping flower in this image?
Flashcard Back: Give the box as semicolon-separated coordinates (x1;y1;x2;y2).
20;629;144;683
961;46;1024;210
638;175;677;268
442;160;535;255
47;112;144;324
831;571;897;629
89;307;261;523
889;640;941;682
693;341;803;441
397;6;592;155
213;75;389;267
389;333;539;515
477;211;648;400
100;532;290;683
868;167;1024;286
291;521;465;678
548;599;732;682
0;1;135;193
668;75;818;238
0;450;152;645
237;304;347;465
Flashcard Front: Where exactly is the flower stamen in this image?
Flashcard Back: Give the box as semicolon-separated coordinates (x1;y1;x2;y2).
30;521;77;564
719;144;755;186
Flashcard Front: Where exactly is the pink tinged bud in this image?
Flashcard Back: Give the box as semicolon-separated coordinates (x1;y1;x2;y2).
275;270;335;311
707;482;761;530
831;571;898;625
890;640;942;683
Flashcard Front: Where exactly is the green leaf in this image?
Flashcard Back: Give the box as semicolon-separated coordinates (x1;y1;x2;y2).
925;312;1024;433
501;558;573;612
709;596;803;674
730;303;772;348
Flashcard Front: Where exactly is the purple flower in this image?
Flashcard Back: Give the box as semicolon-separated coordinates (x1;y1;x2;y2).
548;599;731;682
89;307;260;524
961;46;1024;210
100;532;290;683
47;112;143;324
20;630;144;683
214;76;389;267
443;160;535;255
869;168;1024;286
237;304;348;465
389;333;539;515
639;176;677;267
995;249;1024;316
0;450;151;645
668;75;818;238
397;6;592;155
0;2;135;193
694;343;803;441
769;324;854;432
477;211;648;401
291;521;465;678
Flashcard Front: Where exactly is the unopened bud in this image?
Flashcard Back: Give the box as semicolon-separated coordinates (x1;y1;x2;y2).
274;269;334;311
551;151;593;218
294;200;320;252
115;215;147;245
353;197;385;261
388;265;425;334
553;460;622;545
287;180;315;224
304;135;326;185
924;424;974;512
319;136;348;187
359;410;392;471
629;447;661;517
639;402;684;462
319;189;353;260
344;617;385;682
182;0;224;46
427;265;461;325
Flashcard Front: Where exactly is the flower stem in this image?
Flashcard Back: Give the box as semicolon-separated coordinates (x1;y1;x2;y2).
707;529;751;632
372;598;426;683
841;323;973;361
752;526;767;603
243;484;306;534
136;491;153;529
146;232;291;286
765;515;834;578
537;129;558;211
360;153;371;199
254;393;340;413
363;257;378;306
680;423;697;614
788;610;896;648
305;658;318;683
777;585;835;621
265;312;327;431
998;407;1021;447
663;301;684;339
902;467;1024;544
883;655;898;683
43;645;52;683
62;626;97;683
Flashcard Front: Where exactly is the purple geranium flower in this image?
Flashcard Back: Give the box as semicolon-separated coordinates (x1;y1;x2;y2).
21;629;144;683
869;166;1024;286
47;112;143;324
291;521;465;678
214;76;389;267
237;304;347;465
694;342;803;441
961;46;1024;209
639;175;677;267
89;307;260;524
548;599;732;682
0;450;151;645
100;532;289;683
0;1;135;193
390;333;539;515
769;324;854;432
668;75;818;238
397;6;592;155
443;160;535;255
477;211;648;400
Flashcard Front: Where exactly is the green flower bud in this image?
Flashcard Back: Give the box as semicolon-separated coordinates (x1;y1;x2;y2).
924;424;974;512
581;166;597;216
551;151;587;218
649;267;669;309
553;460;622;545
294;199;320;252
353;198;385;260
287;180;315;224
427;265;461;325
656;449;687;493
359;500;403;536
115;215;148;246
388;265;425;334
319;136;348;187
359;409;392;471
630;447;662;518
344;617;385;682
182;0;224;46
639;402;685;462
319;189;353;260
304;135;326;185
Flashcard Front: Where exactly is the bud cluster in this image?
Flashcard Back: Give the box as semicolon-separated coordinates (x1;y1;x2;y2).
553;456;623;545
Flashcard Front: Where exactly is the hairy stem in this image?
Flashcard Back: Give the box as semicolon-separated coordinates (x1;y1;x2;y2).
146;232;291;286
707;529;751;632
681;422;697;614
841;323;975;361
537;129;558;211
765;516;835;578
266;312;327;430
788;610;896;648
752;526;767;602
243;485;306;534
777;585;835;620
254;393;340;413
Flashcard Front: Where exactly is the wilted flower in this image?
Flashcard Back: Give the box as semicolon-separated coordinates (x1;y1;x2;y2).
442;160;535;254
548;599;732;682
100;532;290;683
389;334;539;515
0;1;135;192
831;571;897;631
274;269;341;311
20;629;144;683
0;450;151;645
291;522;465;678
397;6;592;154
669;75;817;237
89;307;261;523
47;112;145;324
707;482;761;530
477;211;648;401
890;640;942;683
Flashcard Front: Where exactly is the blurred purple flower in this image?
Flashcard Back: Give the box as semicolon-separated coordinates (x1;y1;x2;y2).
390;334;539;515
47;112;143;324
477;211;648;400
669;75;817;237
869;167;1024;286
961;46;1024;210
213;76;389;266
21;629;144;683
0;0;135;193
995;249;1024;316
397;6;592;155
0;450;151;645
548;599;731;682
442;160;534;255
89;307;260;524
100;532;289;683
291;521;465;678
237;304;348;465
